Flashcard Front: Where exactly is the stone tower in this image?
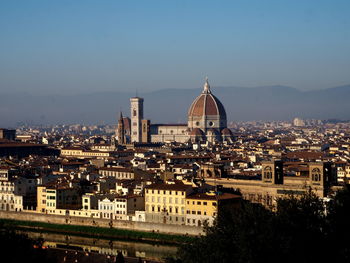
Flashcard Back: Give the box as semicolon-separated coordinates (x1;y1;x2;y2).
117;111;125;144
262;160;284;185
130;97;144;143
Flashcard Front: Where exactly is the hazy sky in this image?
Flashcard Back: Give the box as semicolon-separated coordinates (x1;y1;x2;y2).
1;0;349;95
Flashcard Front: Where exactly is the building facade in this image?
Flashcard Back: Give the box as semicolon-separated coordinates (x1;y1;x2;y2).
118;78;234;144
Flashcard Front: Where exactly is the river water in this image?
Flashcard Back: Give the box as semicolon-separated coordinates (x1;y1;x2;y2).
21;230;178;262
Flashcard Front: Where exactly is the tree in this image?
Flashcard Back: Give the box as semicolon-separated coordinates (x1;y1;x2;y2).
175;189;341;263
327;185;350;261
115;251;125;263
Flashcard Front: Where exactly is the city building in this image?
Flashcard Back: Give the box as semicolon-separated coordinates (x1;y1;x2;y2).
118;78;234;144
185;192;241;226
0;129;16;141
145;180;193;224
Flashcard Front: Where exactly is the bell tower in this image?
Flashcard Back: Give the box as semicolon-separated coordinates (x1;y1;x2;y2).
130;97;144;143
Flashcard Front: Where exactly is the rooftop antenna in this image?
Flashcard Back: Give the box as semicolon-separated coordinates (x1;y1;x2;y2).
135;89;139;97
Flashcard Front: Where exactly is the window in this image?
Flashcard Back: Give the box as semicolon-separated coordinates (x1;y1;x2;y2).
203;202;207;205
197;201;201;205
264;166;272;179
212;202;217;207
312;168;322;182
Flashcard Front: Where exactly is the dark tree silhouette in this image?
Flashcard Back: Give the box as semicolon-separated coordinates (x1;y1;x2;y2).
115;251;125;263
172;188;350;263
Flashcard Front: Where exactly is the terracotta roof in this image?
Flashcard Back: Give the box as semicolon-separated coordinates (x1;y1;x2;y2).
188;93;226;118
187;192;241;201
145;181;192;191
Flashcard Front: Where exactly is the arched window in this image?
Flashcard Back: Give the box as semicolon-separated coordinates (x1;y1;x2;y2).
311;168;321;182
264;166;272;179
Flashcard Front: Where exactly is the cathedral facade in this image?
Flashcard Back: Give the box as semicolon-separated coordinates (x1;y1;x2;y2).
117;78;233;144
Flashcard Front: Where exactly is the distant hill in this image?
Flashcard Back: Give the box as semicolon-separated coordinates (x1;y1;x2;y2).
1;85;350;127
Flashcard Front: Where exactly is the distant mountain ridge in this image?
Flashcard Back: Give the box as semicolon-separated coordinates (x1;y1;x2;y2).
1;85;350;127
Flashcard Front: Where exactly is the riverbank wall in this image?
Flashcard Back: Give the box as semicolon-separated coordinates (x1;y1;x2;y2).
0;211;203;236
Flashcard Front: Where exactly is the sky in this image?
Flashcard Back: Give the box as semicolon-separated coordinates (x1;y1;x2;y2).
0;0;350;95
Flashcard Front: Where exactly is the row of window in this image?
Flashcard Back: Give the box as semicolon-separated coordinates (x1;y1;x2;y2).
147;205;185;214
0;187;14;192
186;200;216;206
101;171;133;178
99;204;126;210
0;195;14;201
147;196;183;204
146;189;184;195
186;210;216;216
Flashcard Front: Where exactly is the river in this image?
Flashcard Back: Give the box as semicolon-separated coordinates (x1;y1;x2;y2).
20;230;178;262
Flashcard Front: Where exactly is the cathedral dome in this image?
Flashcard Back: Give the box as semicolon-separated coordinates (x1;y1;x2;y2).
188;78;227;131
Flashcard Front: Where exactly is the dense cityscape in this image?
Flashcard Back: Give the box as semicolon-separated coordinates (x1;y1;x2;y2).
2;80;350;262
2;1;350;262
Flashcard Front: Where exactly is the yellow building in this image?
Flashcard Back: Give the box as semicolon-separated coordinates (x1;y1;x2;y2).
37;186;47;213
185;192;241;227
145;180;193;225
60;147;110;158
36;185;82;214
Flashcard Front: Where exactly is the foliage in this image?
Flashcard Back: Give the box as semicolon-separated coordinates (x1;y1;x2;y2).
115;251;125;263
172;187;350;263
